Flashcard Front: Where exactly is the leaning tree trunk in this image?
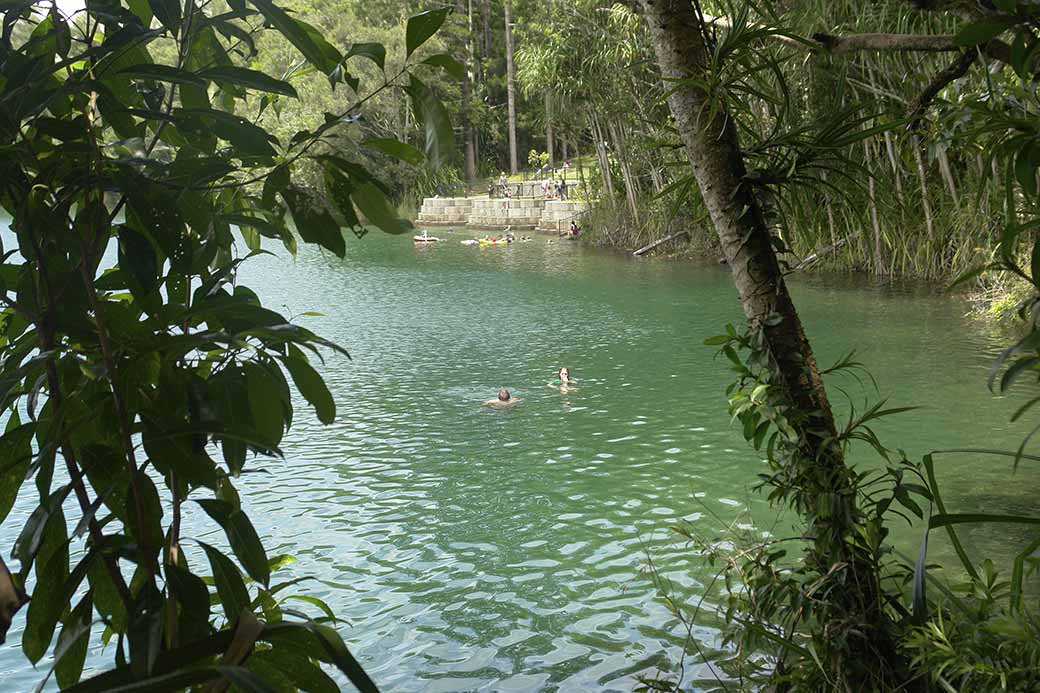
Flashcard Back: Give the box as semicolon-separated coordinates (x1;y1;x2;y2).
590;113;615;201
504;0;518;175
607;117;641;223
636;0;904;687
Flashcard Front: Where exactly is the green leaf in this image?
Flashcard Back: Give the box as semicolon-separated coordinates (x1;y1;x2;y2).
55;592;92;689
251;648;338;693
931;512;1040;527
322;165;361;230
350;183;411;235
200;542;251;622
197;499;271;586
282;189;346;257
912;527;928;623
118;226;159;294
421;54;465;80
362;138;425;165
216;664;280;693
126;471;164;553
142;424;219;490
307;624;378;693
0;418;33;524
88;559;128;634
247;369;283;446
954;19;1010;47
23;506;69;664
198;66;298;97
164;562;212;644
346;42;386;70
1016;148;1037;198
248;0;341;73
1011;29;1031;79
177;109;277;158
406;7;451;57
406;75;454;167
147;0;181;32
282;347;335;424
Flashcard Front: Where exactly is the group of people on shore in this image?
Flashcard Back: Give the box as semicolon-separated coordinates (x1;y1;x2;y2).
540;177;568;200
484;367;576;408
490;171;571;201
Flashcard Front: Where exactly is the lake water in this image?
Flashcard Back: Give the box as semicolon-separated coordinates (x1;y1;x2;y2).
2;229;1036;690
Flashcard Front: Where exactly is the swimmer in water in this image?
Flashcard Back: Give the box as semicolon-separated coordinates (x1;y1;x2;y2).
484;388;520;407
548;367;577;389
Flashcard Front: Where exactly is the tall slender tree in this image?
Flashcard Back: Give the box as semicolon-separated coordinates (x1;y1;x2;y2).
634;0;904;686
457;0;478;184
505;0;519;174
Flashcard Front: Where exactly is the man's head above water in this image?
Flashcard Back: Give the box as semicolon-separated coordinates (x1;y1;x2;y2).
498;389;511;401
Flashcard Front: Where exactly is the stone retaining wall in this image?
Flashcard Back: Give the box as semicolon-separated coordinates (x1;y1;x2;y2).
415;197;473;225
467;198;544;229
414;196;588;230
538;200;588;232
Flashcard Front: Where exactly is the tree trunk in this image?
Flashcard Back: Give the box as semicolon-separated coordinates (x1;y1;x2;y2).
504;0;518;175
545;93;554;169
481;0;490;58
561;136;569;163
865;140;885;275
821;171;837;246
937;147;959;206
590;113;615;200
637;0;903;686
911;135;935;242
576;136;590;200
607;117;640;222
457;0;477;186
883;129;904;203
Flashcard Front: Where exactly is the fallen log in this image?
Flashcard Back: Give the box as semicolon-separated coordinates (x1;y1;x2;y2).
633;229;689;256
791;233;858;271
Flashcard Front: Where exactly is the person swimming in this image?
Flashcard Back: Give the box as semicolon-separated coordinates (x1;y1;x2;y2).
548;367;576;388
484;388;520;407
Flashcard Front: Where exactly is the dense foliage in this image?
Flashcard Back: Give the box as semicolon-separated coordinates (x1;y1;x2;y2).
635;2;1040;690
0;0;455;688
2;0;1039;690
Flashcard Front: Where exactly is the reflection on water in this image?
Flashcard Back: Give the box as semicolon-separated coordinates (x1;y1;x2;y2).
0;227;1035;691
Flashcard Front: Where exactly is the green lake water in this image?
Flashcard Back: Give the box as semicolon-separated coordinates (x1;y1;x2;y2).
2;229;1037;690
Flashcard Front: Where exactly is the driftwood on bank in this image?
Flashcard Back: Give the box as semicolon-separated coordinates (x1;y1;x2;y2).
633;229;689;256
791;233;859;272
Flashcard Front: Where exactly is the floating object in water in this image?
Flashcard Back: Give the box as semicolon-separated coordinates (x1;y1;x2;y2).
460;239;479;246
413;235;442;243
478;238;510;246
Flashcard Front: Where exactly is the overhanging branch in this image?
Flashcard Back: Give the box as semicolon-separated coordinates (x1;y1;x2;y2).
812;32;1011;64
699;13;1012;64
907;49;978;126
